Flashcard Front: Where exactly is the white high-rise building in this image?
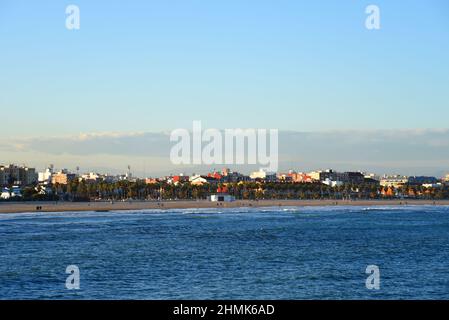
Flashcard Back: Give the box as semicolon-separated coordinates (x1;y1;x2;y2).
38;167;53;184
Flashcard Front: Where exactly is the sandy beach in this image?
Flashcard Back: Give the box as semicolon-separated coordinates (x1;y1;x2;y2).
1;199;449;214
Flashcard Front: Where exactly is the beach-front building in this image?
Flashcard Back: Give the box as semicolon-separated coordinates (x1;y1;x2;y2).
80;172;102;182
309;169;364;185
380;175;409;188
288;171;314;183
210;194;235;202
250;169;277;182
309;169;337;182
0;164;37;186
210;186;235;202
189;175;217;186
277;171;313;183
51;170;76;185
38;167;53;184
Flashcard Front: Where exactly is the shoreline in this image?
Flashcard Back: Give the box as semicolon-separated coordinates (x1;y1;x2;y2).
1;199;449;214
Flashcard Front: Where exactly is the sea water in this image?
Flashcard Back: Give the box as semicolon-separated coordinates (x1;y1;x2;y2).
1;205;449;299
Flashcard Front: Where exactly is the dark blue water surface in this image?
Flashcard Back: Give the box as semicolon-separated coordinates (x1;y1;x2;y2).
1;205;449;299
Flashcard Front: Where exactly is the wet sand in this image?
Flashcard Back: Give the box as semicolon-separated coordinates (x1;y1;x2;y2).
0;199;448;214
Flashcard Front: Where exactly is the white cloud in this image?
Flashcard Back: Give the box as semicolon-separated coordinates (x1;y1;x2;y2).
1;129;449;176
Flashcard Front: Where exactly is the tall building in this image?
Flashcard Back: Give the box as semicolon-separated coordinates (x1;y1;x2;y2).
38;167;54;184
51;170;76;185
0;164;37;186
20;167;37;185
340;172;365;184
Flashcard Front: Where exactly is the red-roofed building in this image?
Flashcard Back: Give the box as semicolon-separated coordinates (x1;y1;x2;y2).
210;185;235;202
145;178;159;184
172;175;189;184
289;172;313;183
208;171;223;180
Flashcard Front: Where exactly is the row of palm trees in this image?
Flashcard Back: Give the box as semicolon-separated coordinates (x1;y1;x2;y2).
15;179;449;201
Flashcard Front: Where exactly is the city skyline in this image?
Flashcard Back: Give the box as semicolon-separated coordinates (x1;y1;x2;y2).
1;161;447;187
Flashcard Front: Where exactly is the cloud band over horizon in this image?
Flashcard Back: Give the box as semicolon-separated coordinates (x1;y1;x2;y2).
1;129;449;178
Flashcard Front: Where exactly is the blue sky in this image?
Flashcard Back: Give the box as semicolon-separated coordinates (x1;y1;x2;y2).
1;1;449;175
1;0;448;137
